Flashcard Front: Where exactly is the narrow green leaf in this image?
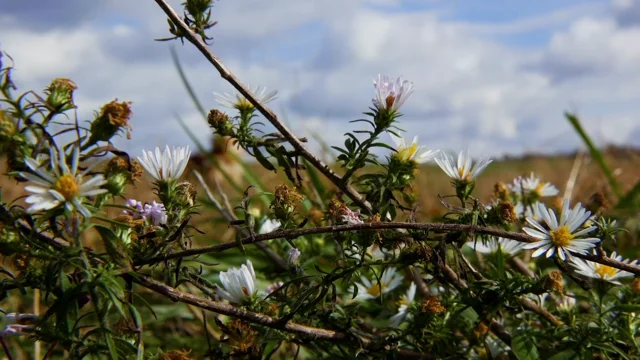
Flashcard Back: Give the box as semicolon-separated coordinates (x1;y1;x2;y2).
548;350;577;360
253;145;276;171
170;46;207;118
565;112;622;198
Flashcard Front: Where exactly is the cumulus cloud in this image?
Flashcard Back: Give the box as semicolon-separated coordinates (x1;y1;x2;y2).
0;0;638;160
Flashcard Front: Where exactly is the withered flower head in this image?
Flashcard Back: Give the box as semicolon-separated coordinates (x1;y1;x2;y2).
497;201;516;223
270;184;303;220
631;278;640;294
399;244;433;264
493;181;510;201
88;99;134;144
586;191;610;214
104;156;143;196
473;322;489;339
421;295;445;314
541;270;564;294
223;319;261;356
308;207;324;225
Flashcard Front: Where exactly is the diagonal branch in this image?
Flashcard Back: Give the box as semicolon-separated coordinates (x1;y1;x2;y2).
153;0;372;212
134;275;430;359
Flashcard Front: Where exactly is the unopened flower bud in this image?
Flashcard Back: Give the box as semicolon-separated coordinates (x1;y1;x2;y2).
0;109;17;142
44;78;77;112
287;248;301;267
207;109;233;136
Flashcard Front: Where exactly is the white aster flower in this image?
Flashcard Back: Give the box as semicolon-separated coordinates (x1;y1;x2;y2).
509;172;559;198
137;145;190;182
372;74;414;112
569;251;637;284
216;260;258;304
352;267;403;301
19;146;107;218
258;218;281;234
287;248;301;266
367;243;387;260
389;133;439;164
514;201;543;221
391;282;417;327
523;200;600;261
214;85;278;112
435;150;492;182
466;237;526;256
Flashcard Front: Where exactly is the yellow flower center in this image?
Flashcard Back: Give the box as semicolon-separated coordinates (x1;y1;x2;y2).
457;168;472;182
235;98;255;112
594;264;617;279
242;286;251;297
54;174;80;200
367;283;383;297
534;183;545;196
396;295;409;307
550;226;574;247
396;143;418;162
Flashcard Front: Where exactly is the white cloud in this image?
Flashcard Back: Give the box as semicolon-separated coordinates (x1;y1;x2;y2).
0;0;638;162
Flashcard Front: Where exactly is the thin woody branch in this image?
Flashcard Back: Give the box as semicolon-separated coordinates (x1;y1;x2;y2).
136;221;640;275
152;0;372;212
134;275;430;359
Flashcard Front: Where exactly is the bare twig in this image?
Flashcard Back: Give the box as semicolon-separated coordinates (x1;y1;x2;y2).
153;0;372;212
134;275;429;359
135;221;640;275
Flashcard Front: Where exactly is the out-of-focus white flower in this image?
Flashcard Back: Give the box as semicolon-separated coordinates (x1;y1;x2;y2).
216;260;258;304
523;201;600;261
514;201;543;220
214;85;278;111
341;208;364;225
389;133;439;164
352;267;403;301
4;313;39;324
569;251;637;284
558;295;577;311
144;201;167;226
19;146;107;218
265;281;284;296
435;150;492;182
372;74;414;112
1;324;37;337
391;282;417;327
137;145;190;182
367;244;387;260
466;237;526;256
258;219;281;234
509;172;559;198
287;248;301;266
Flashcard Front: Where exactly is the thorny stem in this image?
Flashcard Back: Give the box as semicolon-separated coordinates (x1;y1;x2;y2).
152;0;373;213
135;222;640;275
134;275;430;359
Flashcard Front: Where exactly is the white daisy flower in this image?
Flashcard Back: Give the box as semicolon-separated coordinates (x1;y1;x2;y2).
435;150;492;182
137;145;191;182
367;243;387;260
264;281;284;296
287;248;301;266
19;146;107;218
352;267;403;301
514;201;543;220
372;74;414;112
466;237;526;256
214;85;278;112
391;282;417;327
569;251;637;285
509;173;559;198
389;133;439;164
522;200;600;261
258;218;281;234
215;260;258;304
558;295;576;311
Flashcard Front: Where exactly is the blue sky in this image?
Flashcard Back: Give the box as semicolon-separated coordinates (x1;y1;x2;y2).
1;0;639;159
